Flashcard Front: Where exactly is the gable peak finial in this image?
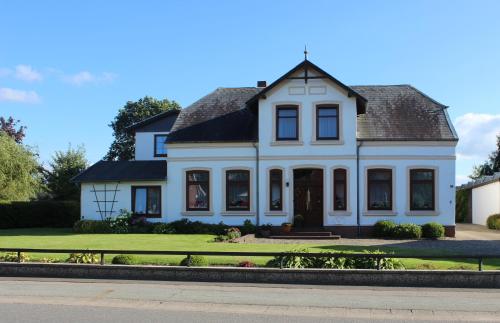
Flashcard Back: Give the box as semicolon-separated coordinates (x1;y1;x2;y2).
304;45;308;60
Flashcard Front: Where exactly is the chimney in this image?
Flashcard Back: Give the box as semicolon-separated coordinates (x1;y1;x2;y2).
257;80;267;88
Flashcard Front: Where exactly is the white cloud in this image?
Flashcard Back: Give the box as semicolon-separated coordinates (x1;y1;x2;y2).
14;65;42;82
63;71;117;86
455;113;500;161
0;87;40;103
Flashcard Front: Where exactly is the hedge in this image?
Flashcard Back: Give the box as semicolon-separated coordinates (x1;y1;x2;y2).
0;201;80;229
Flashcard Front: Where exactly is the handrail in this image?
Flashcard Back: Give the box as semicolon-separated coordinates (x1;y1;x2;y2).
0;248;498;271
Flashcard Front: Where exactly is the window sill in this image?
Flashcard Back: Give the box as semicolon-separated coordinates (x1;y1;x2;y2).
181;211;214;216
363;210;397;216
310;139;344;145
405;210;440;216
264;211;288;216
328;211;352;216
221;211;255;216
270;141;303;146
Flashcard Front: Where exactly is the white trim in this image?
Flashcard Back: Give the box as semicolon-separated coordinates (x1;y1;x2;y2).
364;165;396;214
271;101;303;145
168;156;255;162
169;142;255;148
221;166;254;213
182;167;213;214
311;101;343;144
260;155;356;161
265;166;286;214
406;166;440;216
360;141;457;147
359;155;455;160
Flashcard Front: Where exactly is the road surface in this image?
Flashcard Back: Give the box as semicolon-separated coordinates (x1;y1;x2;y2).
0;277;499;322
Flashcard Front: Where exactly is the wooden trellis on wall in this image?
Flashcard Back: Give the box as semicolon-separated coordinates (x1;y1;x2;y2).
91;183;120;220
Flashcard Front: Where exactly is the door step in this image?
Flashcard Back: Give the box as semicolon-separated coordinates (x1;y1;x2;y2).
269;235;341;240
287;231;332;236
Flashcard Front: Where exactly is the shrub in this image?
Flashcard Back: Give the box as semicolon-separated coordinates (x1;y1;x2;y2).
421;222;445;239
73;219;112;233
350;250;405;270
179;255;208;267
240;219;256;235
373;220;397;238
226;227;241;240
266;248;313;268
169;219;228;235
0;252;30;263
0;201;79;229
213;234;230;242
238;260;255;267
487;214;500;230
393;223;422;239
112;254;135;265
152;223;175;234
109;209;132;233
66;252;99;264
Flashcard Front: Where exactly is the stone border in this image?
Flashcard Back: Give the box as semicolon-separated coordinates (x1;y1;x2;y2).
1;262;500;288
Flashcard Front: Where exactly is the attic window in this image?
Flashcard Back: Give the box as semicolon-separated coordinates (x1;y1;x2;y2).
276;105;298;141
154;134;168;157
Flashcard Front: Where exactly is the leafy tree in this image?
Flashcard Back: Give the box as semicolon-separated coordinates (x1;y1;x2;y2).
0;133;41;202
44;145;88;200
105;96;180;160
0;116;26;143
470;134;500;179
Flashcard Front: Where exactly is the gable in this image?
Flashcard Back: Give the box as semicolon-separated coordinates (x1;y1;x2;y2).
127;110;180;133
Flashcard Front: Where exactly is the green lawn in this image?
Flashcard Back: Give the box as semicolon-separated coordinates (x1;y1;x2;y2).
1;228;499;270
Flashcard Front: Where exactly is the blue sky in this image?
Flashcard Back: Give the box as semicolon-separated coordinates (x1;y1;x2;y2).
1;0;499;184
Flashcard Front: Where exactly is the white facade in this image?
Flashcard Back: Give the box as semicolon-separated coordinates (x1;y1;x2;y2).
472;181;500;226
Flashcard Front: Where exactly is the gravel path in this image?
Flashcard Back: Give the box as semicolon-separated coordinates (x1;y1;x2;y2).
235;224;500;255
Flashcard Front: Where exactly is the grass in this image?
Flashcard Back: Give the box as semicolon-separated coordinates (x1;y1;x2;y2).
1;228;499;270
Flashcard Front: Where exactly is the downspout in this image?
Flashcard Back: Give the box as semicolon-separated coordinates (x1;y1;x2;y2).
253;142;260;228
356;140;362;237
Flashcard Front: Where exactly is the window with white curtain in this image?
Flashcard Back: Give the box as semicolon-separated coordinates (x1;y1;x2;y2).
316;105;339;140
276;106;298;140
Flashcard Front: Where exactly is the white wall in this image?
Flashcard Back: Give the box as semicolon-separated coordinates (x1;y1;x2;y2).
135;132;169;160
472;182;500;226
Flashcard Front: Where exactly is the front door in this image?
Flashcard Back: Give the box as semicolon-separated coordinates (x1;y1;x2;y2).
293;169;324;227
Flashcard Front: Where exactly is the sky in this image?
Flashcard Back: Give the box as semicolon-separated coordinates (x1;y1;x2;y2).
1;0;499;185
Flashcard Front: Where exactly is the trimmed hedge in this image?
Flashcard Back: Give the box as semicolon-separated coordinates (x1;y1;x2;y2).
0;201;80;229
393;223;422;239
487;214;500;230
421;222;445;239
112;254;135;265
373;220;397;238
179;255;208;267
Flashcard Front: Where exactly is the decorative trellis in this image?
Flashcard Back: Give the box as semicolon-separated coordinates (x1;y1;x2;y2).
91;183;120;220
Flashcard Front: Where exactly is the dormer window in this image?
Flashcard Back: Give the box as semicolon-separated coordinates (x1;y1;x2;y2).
316;105;339;140
276;105;298;141
154;134;168;157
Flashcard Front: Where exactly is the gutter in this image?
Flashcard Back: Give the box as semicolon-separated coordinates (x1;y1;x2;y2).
253;142;260;228
356;140;362;237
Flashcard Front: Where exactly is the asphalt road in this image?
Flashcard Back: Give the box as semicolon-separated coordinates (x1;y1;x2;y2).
0;278;499;322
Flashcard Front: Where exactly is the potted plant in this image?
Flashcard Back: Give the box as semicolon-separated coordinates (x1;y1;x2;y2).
259;223;273;238
281;222;292;234
294;214;304;228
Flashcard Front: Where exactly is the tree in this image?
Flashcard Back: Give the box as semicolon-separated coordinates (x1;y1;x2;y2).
0;116;26;143
105;96;180;160
470;134;500;179
44;145;88;200
0;133;41;202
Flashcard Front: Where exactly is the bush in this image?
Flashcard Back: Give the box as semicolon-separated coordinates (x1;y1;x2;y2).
266;248;314;268
487;214;500;230
240;219;256;235
393;223;422;239
226;227;241;240
179;255;208;267
0;200;79;229
0;252;30;263
152;223;175;234
421;222;445;239
73;219;112;233
168;219;228;235
112;254;135;265
373;220;397;238
238;260;255;267
66;252;99;264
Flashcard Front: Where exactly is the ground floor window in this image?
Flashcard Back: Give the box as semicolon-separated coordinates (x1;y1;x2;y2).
131;186;161;217
367;168;393;210
186;170;210;211
269;169;283;211
410;169;435;210
333;168;347;210
226;170;250;211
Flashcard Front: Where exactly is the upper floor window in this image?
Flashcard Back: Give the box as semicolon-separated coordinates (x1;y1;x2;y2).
316;105;339;140
132;186;161;218
276;105;298;140
367;169;393;210
333;168;347;210
269;169;283;211
410;169;435;210
154;134;168;157
186;170;210;211
226;170;250;211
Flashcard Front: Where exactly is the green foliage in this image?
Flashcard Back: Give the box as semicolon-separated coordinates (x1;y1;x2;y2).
470;134;500;179
169;219;228;235
179;255;208;267
109;210;132;233
421;222;445;239
0;200;79;229
0;133;42;202
43;145;88;200
0;252;30;263
0;116;26;143
241;219;256;235
73;219;112;233
487;214;500;230
105;96;180;161
226;227;241;240
112;254;135;265
152;223;175;234
238;260;255;267
266;248;314;268
373;220;397;238
393;223;422;239
66;252;99;264
455;188;469;223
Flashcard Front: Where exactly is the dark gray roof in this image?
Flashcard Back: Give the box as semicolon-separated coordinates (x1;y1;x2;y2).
458;172;500;190
71;160;167;182
126;109;179;133
353;85;458;141
168;87;261;142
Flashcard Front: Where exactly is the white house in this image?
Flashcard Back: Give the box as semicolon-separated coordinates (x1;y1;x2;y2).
459;173;500;226
73;59;459;237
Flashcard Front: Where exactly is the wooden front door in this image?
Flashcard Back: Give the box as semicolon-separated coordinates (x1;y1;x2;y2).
293;169;324;227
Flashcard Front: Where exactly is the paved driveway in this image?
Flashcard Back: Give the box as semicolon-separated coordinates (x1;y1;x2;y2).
455;223;500;240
